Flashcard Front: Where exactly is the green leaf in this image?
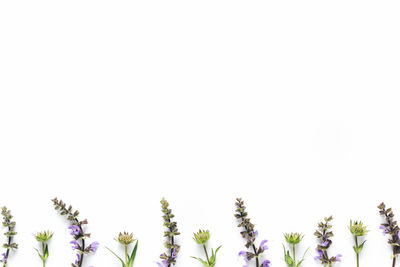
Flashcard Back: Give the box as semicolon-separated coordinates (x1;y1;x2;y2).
106;247;126;267
127;241;139;267
191;256;209;266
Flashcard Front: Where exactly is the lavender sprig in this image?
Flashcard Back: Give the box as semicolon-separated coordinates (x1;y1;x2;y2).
234;198;270;267
52;198;99;267
378;202;400;267
157;198;180;267
314;216;342;267
0;207;17;267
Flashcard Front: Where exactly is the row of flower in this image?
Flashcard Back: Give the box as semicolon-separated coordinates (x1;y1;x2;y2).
0;198;398;267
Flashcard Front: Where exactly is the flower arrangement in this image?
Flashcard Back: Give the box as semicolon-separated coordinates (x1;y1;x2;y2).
349;220;368;267
191;229;221;267
51;198;99;267
0;207;17;267
283;232;308;267
157;198;180;267
34;230;53;267
378;202;400;267
234;198;270;267
106;232;138;267
314;216;342;267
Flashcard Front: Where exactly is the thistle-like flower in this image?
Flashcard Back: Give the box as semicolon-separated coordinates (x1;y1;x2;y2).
349;220;368;267
191;229;221;267
283;232;308;267
234;198;270;267
157;198;180;267
52;198;99;267
34;230;54;267
378;202;400;267
106;232;138;267
314;216;342;267
0;207;17;267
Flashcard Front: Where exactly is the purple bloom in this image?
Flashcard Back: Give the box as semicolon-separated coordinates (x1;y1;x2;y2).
1;253;7;263
68;225;81;236
335;254;342;262
75;253;81;265
314;248;324;260
70;240;79;250
262;259;271;267
379;225;388;235
89;241;100;252
260;240;268;251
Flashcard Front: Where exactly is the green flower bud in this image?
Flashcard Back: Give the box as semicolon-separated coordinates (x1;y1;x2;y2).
34;230;54;242
116;232;135;245
193;229;210;245
349;220;368;237
284;232;304;245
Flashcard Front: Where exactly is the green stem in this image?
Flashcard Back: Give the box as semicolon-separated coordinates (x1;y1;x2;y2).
203;244;210;264
42;242;46;267
292;244;296;266
355;236;359;267
125;245;128;265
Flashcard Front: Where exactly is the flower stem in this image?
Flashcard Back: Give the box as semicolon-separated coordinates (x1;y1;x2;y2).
203;244;210;264
125;245;128;265
292;244;296;266
392;254;396;267
354;236;359;267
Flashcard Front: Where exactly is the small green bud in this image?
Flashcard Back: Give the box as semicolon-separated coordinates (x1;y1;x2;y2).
284;232;304;245
34;230;54;243
115;232;135;245
193;229;210;245
349;220;368;237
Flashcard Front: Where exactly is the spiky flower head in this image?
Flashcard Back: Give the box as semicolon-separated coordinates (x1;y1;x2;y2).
193;230;210;245
284;232;304;245
34;230;54;243
116;232;135;246
349;220;368;237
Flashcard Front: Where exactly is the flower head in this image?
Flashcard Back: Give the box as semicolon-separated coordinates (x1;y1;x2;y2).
284;232;304;245
34;230;54;242
193;229;210;245
349;220;368;237
116;232;135;246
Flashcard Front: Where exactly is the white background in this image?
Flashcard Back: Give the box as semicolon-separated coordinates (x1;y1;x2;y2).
1;1;400;266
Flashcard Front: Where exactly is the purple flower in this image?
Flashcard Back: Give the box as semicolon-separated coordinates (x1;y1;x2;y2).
75;253;81;265
1;253;7;263
379;225;388;235
70;240;79;250
260;240;268;251
262;259;271;267
314;248;323;261
89;241;100;252
335;254;342;262
68;225;81;236
238;251;249;262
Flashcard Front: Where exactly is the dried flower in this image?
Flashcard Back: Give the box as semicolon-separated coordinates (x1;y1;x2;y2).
106;232;138;267
34;230;53;267
0;207;18;267
234;198;270;267
191;229;221;267
157;198;180;267
314;216;342;267
52;198;99;267
349;220;368;267
378;202;400;266
283;232;308;267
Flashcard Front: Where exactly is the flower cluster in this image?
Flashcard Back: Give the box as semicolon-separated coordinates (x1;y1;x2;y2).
158;198;180;267
314;216;342;266
52;198;99;267
378;202;400;266
106;232;138;267
191;229;221;267
34;230;53;267
234;198;270;267
1;207;18;267
349;220;368;267
283;232;308;267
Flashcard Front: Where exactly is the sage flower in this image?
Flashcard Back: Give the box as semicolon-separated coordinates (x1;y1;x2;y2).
234;198;270;267
157;198;180;267
34;230;54;267
314;216;342;266
283;232;308;267
191;230;221;267
106;232;138;267
349;220;368;267
0;207;18;267
378;202;400;266
52;198;99;267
